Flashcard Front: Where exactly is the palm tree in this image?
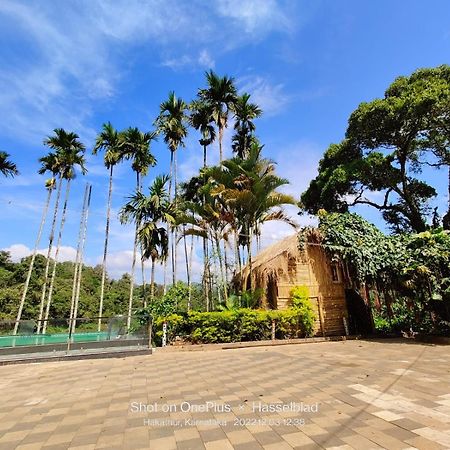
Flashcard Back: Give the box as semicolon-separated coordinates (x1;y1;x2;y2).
120;127;157;328
208;143;297;290
189;100;216;168
188;100;217;306
155;92;188;287
232;93;262;158
0;151;19;177
199;70;237;162
140;176;174;301
179;177;231;303
93;122;125;330
14;165;56;335
120;176;175;304
42;132;86;333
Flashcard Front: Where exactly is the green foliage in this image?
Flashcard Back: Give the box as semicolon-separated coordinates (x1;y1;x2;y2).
0;253;142;321
373;298;440;334
301;65;450;232
317;212;402;283
313;212;450;333
151;305;316;346
217;289;262;311
288;286;316;336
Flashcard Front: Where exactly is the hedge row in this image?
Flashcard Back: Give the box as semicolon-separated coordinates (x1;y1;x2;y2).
152;306;316;345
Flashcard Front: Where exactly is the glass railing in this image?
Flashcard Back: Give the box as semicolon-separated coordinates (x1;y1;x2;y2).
0;315;152;352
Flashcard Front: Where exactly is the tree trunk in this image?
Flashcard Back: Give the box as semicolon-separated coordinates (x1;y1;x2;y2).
219;125;224;163
127;172;140;330
182;226;190;310
235;231;241;273
37;174;63;334
203;234;210;311
70;184;89;332
173;149;178;286
168;151;175;288
14;184;53;335
43;179;71;334
150;257;156;303
248;228;254;292
215;233;227;301
137;176;147;308
203;144;207;169
141;261;147;308
188;233;194;311
98;166;114;331
70;184;91;336
223;239;229;287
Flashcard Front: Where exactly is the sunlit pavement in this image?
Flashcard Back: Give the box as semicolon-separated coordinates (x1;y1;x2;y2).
0;339;449;449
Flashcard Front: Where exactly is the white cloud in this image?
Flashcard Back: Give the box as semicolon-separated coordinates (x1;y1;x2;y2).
0;1;299;143
198;50;215;69
238;75;291;116
216;0;293;35
3;243;77;263
161;49;216;71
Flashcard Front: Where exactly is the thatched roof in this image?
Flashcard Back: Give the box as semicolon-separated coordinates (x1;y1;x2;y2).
239;234;301;286
253;234;299;269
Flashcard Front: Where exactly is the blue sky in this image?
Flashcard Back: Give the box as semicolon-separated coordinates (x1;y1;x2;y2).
1;0;449;280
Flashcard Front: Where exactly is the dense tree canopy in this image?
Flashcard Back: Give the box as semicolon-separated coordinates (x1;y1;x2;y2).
301;65;450;233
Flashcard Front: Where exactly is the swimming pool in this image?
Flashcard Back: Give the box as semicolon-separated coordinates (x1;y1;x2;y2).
0;331;111;348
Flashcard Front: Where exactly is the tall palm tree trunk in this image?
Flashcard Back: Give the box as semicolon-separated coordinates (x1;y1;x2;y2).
37;174;63;334
173;149;178;285
182;226;190;310
14;185;53;335
150;257;156;302
223;239;229;286
71;185;91;336
70;184;89;330
247;228;254;292
203;234;210;311
43;179;71;334
141;261;147;308
137;176;147;308
234;231;241;273
219;125;224;163
168;151;175;288
188;233;194;311
215;233;228;301
127;172;140;330
98;166;114;331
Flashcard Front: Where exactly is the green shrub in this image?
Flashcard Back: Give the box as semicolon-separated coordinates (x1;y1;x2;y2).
288;286;316;336
150;304;316;345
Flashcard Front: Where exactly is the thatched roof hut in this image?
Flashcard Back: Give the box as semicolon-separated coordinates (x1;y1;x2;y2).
238;232;350;336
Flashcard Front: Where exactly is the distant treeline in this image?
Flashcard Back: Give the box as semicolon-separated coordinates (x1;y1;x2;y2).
0;250;159;321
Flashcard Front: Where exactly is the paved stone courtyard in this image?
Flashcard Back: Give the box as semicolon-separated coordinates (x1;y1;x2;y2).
0;339;449;450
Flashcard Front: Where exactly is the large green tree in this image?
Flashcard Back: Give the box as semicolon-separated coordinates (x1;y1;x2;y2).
301;66;450;232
